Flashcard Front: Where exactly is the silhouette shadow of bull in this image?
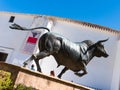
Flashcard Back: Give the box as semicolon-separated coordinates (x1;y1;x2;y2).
10;23;109;78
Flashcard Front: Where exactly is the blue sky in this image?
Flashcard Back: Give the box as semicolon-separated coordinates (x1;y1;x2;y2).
0;0;120;30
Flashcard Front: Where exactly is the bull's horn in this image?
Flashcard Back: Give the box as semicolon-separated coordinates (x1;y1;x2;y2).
97;38;109;44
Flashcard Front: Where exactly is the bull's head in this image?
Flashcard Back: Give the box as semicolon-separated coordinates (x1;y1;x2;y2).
87;39;109;58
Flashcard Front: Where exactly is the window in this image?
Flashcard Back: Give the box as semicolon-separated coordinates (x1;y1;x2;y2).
0;52;8;62
9;16;15;23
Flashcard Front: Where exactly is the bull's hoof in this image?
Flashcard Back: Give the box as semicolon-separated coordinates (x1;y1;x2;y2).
23;62;28;67
37;69;42;72
74;72;85;77
57;75;62;79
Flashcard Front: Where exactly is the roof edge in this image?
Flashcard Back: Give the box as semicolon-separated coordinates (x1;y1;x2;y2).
47;16;120;35
0;11;120;35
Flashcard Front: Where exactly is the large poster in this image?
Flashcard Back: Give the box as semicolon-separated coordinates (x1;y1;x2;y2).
21;32;40;54
21;16;49;54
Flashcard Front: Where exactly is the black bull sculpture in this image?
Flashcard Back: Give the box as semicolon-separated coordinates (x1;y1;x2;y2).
10;23;109;78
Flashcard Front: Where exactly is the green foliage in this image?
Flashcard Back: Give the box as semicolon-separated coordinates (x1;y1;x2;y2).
0;70;35;90
0;70;13;90
15;84;33;90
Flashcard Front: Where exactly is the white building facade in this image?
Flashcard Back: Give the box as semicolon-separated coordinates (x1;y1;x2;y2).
0;12;120;90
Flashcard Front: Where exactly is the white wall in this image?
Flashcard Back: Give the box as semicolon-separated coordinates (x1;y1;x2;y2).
0;13;34;65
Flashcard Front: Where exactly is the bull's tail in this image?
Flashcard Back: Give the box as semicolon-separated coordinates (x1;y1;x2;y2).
9;23;50;32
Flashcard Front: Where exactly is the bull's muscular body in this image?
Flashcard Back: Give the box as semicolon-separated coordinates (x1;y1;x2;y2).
40;32;89;71
10;23;109;78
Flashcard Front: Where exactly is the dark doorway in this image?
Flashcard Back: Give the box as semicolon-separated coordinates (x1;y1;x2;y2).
0;52;8;62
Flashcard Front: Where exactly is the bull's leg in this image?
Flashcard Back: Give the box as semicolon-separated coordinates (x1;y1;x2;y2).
34;51;50;59
74;69;87;77
23;55;36;67
33;50;50;72
34;59;41;72
74;62;87;77
58;67;68;78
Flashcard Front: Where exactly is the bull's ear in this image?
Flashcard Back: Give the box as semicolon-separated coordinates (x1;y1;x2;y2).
96;38;109;44
87;44;96;50
84;44;96;54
